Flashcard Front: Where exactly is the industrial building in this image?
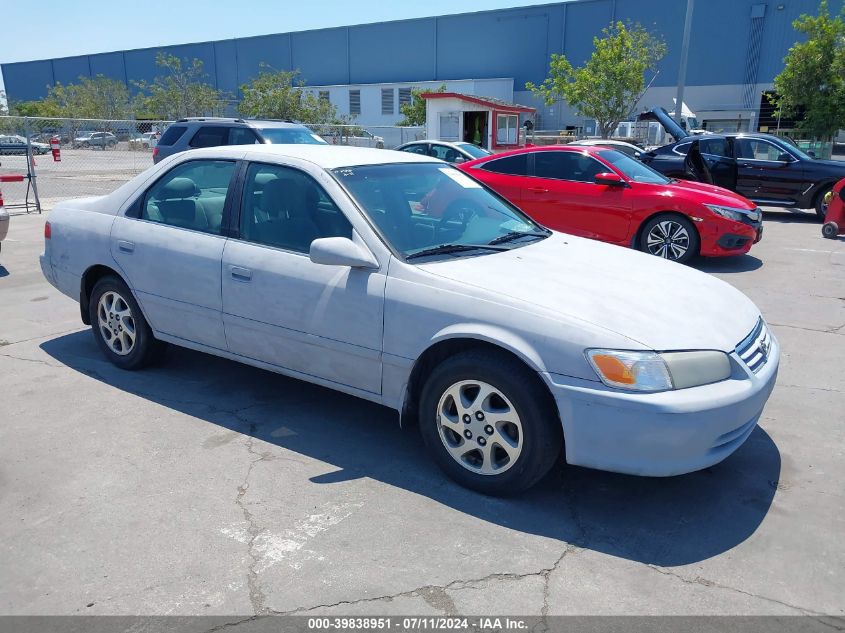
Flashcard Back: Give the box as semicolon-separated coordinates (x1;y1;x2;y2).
2;0;839;133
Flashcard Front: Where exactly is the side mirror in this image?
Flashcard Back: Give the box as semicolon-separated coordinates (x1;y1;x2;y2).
777;152;793;162
453;156;466;164
807;150;816;158
595;172;627;187
309;237;378;269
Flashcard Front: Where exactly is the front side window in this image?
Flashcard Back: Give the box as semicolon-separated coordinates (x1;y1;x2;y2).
533;151;606;182
240;163;352;253
142;160;236;234
189;126;228;148
496;114;519;145
429;144;461;163
735;138;790;161
400;144;429;156
258;127;327;145
333;163;547;259
228;127;260;145
700;138;729;157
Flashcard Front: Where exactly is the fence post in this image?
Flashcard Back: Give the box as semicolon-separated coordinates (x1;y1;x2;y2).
24;117;42;214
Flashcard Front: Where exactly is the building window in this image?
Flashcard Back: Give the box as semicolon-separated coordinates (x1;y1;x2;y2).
349;90;361;115
318;90;330;102
398;87;412;108
496;114;519;145
381;88;395;115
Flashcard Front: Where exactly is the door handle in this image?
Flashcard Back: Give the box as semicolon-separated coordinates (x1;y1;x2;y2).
528;187;549;193
230;266;252;281
117;240;135;253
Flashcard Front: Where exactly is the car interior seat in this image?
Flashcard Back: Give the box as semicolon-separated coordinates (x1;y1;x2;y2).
148;177;210;231
255;176;321;252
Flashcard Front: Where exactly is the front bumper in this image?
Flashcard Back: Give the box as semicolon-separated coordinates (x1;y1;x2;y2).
698;211;762;256
542;334;779;476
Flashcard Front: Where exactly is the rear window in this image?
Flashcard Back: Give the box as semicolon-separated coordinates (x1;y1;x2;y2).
158;125;188;146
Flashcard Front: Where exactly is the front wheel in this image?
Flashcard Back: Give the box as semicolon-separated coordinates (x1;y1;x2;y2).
639;214;699;264
418;350;562;495
88;276;165;370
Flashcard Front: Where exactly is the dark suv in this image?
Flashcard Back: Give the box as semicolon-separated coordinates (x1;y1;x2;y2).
639;107;845;219
153;118;327;163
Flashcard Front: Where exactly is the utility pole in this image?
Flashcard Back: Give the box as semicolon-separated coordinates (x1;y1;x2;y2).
675;0;695;129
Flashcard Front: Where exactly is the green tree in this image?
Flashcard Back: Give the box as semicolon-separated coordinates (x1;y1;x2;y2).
772;0;845;140
396;84;446;126
527;22;666;138
237;67;339;123
134;53;229;120
45;75;131;119
0;91;7;116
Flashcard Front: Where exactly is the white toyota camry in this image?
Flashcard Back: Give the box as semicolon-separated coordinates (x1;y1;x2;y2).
40;145;779;494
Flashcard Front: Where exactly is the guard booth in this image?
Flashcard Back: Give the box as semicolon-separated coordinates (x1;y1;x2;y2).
421;92;535;151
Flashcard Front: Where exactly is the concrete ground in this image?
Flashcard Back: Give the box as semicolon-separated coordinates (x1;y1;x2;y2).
0;207;843;618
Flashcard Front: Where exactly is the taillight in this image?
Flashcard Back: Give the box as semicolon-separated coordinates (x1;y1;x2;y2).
44;221;51;239
0;187;4;209
152;147;159;161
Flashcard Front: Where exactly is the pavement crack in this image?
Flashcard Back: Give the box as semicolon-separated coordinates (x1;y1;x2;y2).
646;564;823;615
0;351;64;368
768;322;845;336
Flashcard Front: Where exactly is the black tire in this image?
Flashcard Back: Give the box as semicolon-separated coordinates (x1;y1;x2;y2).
639;213;700;264
88;276;166;370
82;141;90;149
418;349;562;496
815;185;834;221
822;221;839;239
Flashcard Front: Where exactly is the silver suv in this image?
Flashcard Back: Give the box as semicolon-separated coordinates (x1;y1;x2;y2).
153;118;327;163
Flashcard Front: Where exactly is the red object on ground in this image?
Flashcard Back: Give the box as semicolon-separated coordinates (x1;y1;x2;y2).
51;137;61;162
457;145;763;259
0;174;25;183
822;177;845;238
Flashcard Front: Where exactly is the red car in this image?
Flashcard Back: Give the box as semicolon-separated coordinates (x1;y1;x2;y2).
456;146;763;264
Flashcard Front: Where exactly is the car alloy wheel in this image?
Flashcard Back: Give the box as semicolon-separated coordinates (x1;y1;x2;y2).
97;290;136;356
436;380;523;475
646;219;690;261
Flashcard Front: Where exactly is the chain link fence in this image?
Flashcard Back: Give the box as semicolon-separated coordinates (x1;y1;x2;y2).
0;116;425;212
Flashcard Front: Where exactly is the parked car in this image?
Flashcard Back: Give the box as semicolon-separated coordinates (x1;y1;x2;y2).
337;128;385;149
128;133;159;150
567;139;645;160
0;135;50;155
153;118;328;163
639;107;845;219
73;132;118;149
395;140;491;163
458;146;762;264
40;144;778;494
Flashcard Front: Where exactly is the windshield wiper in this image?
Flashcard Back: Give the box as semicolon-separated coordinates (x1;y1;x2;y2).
488;230;549;245
406;243;509;260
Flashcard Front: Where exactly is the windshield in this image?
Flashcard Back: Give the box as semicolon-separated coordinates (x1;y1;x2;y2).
775;135;813;160
332;163;549;260
258;128;328;145
454;143;492;159
597;149;670;184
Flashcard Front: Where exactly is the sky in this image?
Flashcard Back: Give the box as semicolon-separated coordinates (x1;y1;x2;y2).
0;0;565;94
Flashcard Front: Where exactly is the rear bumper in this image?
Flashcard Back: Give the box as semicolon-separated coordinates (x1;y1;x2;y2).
542;334;779;476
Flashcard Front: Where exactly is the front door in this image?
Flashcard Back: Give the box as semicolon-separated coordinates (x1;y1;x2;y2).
732;137;806;204
110;159;237;350
521;150;632;244
221;161;386;394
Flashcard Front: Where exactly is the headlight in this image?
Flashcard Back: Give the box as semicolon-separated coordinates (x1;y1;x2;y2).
586;349;731;392
705;204;761;222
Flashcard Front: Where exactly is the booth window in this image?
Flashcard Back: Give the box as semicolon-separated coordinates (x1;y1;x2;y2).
381;88;395;115
496;114;518;145
349;90;361;115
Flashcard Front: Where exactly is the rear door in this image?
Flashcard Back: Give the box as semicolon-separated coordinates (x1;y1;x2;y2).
468;153;529;206
521;150;632;244
732;137;807;204
111;159;237;350
698;137;737;191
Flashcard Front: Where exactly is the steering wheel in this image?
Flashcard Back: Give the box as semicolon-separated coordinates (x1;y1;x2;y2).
437;199;483;238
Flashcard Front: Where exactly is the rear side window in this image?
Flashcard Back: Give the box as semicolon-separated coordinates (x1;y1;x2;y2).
700;138;729;157
189;126;229;148
479;154;528;176
142;160;236;235
158;125;188;146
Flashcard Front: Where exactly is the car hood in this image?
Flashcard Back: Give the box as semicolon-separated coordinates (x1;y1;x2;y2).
803;158;845;171
418;233;760;352
637;107;689;141
664;179;756;209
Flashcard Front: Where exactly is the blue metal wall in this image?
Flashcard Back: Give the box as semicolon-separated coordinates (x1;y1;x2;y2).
3;0;843;103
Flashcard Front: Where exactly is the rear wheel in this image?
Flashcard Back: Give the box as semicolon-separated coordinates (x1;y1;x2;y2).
639;214;699;264
815;185;834;221
88;276;165;370
418;350;562;495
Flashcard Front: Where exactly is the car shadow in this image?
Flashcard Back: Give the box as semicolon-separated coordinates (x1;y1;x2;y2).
0;265;8;278
40;331;782;568
695;255;763;274
760;209;820;224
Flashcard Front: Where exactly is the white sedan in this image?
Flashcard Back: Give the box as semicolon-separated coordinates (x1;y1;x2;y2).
40;145;779;494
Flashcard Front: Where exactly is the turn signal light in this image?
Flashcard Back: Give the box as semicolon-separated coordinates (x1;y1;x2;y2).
44;221;51;239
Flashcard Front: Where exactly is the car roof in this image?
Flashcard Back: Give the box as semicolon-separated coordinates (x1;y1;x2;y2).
182;144;443;168
175;117;308;129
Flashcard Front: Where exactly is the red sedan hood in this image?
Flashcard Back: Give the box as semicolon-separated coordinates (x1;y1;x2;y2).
666;179;756;209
